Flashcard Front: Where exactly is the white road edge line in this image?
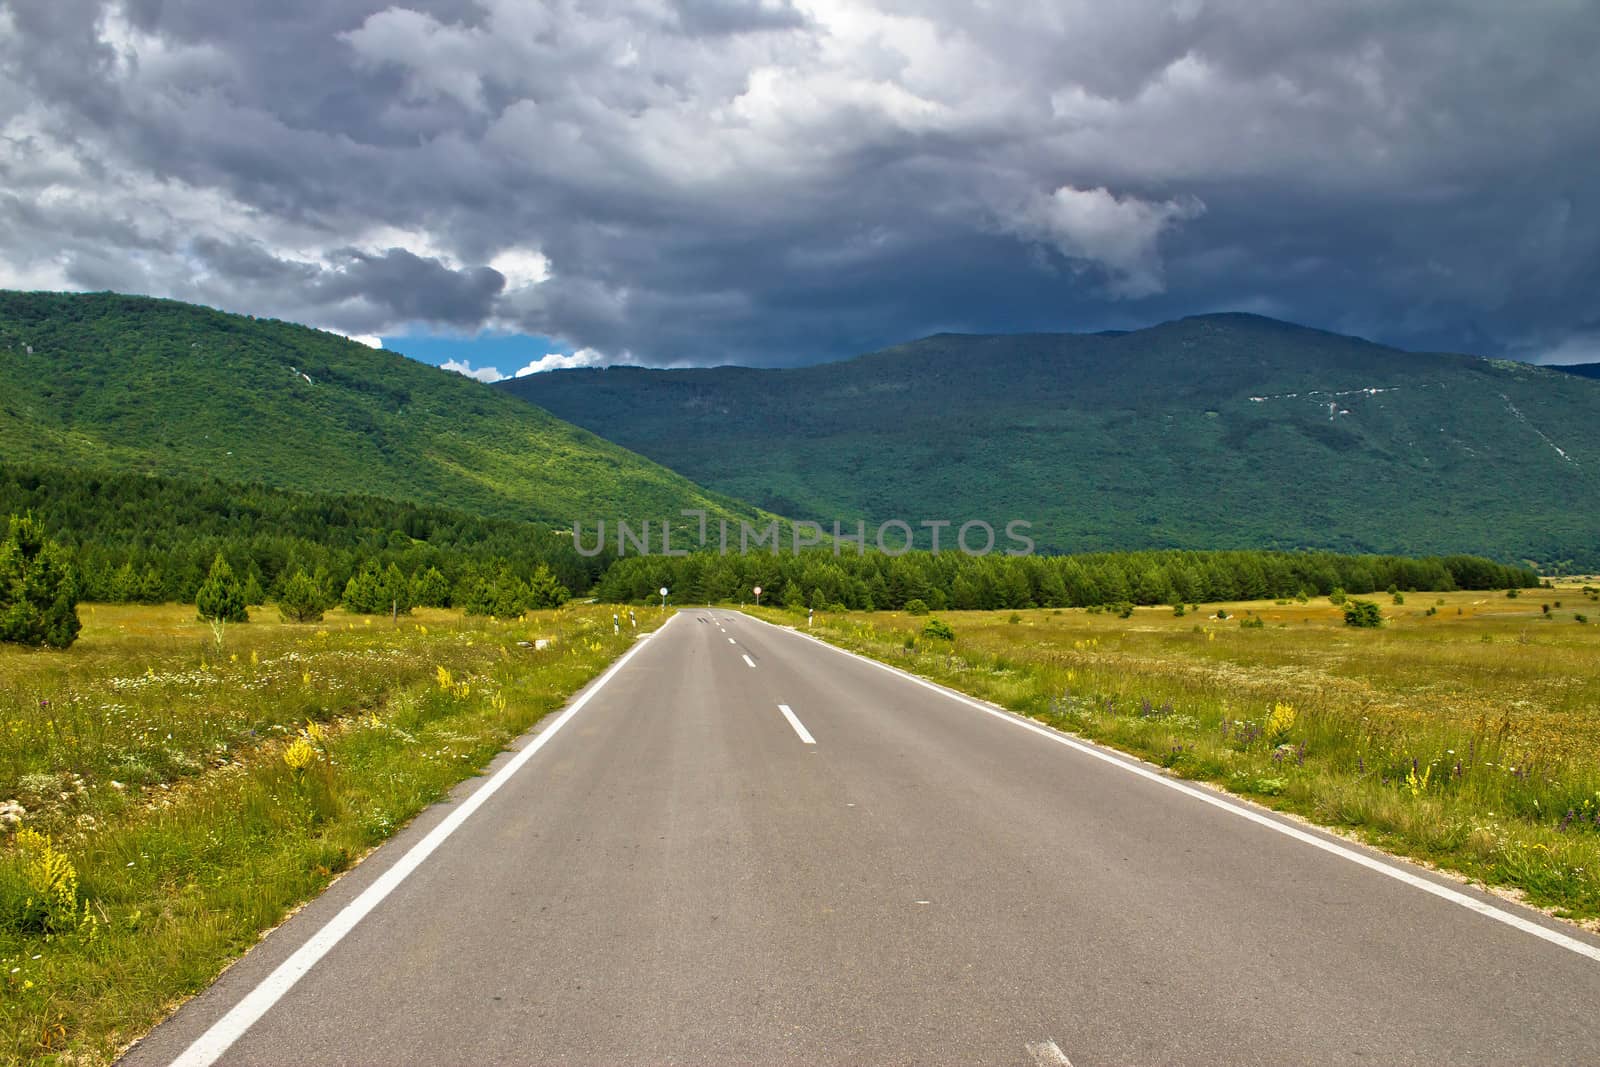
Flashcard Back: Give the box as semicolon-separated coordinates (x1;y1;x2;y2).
777;703;816;745
165;615;679;1067
1026;1039;1073;1066
742;653;757;668
740;612;1600;965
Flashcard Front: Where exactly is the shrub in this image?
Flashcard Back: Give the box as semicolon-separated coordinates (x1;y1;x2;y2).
1008;612;1022;624
277;569;327;623
1240;616;1265;629
1172;603;1187;617
1577;614;1590;624
1329;587;1347;605
1343;599;1383;627
0;513;81;648
1391;592;1405;605
1115;601;1134;618
195;553;248;623
1506;588;1521;599
904;598;929;616
921;617;955;641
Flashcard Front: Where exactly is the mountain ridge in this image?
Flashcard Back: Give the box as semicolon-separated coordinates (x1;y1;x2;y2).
0;290;763;528
497;314;1600;568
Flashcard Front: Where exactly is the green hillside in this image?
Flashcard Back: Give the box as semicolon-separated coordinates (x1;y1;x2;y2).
1557;363;1600;381
498;314;1600;569
0;291;760;527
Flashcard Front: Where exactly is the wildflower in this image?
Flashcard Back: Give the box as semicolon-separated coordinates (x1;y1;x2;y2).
1264;702;1296;743
282;738;316;770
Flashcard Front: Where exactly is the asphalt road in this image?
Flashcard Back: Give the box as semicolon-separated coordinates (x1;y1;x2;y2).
123;610;1600;1066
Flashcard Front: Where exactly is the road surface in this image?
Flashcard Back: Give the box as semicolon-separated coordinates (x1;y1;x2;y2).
123;610;1600;1065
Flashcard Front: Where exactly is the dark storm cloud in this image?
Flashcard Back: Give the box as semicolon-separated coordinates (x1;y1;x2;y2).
1;0;1597;366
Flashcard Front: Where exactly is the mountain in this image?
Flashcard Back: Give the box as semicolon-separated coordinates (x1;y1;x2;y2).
1556;363;1600;381
0;291;760;527
497;314;1600;569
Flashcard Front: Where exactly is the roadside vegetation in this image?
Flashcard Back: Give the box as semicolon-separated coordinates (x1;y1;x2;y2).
753;584;1600;922
0;601;652;1065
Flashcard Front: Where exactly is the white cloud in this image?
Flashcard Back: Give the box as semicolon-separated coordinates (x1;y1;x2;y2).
513;347;612;376
324;327;384;349
491;248;551;290
1001;185;1206;298
441;358;505;383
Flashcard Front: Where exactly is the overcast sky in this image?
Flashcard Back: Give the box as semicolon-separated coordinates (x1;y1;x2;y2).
3;0;1598;377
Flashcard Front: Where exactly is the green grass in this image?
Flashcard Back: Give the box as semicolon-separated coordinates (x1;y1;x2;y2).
753;583;1600;921
0;602;660;1065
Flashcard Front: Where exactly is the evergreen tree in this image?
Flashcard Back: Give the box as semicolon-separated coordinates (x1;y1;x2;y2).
196;553;249;622
277;569;327;623
0;513;82;648
1343;599;1383;628
343;560;412;615
411;565;452;608
527;563;571;609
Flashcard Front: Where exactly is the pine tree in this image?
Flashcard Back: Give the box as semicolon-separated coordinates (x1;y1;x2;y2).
527;563;570;609
411;565;451;608
277;569;326;623
196;553;249;623
342;561;388;614
0;513;82;649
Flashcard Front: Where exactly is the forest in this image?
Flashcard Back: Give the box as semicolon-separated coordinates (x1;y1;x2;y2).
0;463;609;607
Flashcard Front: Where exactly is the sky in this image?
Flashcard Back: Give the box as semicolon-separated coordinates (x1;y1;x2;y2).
2;0;1598;379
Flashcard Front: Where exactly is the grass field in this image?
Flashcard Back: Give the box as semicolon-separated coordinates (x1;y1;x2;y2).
0;602;655;1066
755;583;1600;921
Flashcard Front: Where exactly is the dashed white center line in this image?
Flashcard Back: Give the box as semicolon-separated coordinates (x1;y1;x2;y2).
728;637;736;644
742;654;756;668
1025;1039;1073;1066
776;703;816;744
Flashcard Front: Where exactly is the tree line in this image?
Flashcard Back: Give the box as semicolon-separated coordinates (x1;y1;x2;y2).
0;463;608;607
595;547;1538;611
0;460;1541;650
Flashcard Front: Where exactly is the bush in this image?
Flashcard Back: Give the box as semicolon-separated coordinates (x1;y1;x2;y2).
921;617;955;641
1343;599;1383;628
195;553;248;623
1506;588;1521;599
0;513;81;648
904;598;929;616
277;569;327;623
1240;616;1265;629
1391;592;1405;605
1578;614;1590;625
1329;588;1348;606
